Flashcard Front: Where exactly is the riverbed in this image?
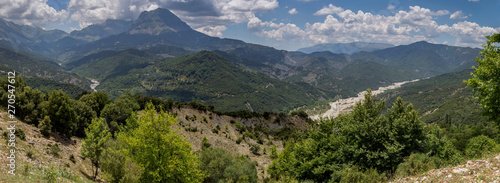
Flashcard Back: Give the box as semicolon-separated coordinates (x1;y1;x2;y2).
310;79;420;120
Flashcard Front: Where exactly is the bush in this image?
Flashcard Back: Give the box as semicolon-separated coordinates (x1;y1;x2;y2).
395;153;442;177
339;166;386;183
202;137;211;150
69;154;76;164
40;116;52;137
250;144;260;155
198;147;258;183
47;144;61;158
236;137;243;144
15;128;26;141
465;135;498;158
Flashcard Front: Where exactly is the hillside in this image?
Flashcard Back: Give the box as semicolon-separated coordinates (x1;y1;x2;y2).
92;51;327;112
0;103;310;182
297;42;394;54
0;46;90;89
393;154;500;182
379;69;487;125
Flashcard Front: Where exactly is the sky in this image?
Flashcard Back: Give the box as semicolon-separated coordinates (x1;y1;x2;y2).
1;0;499;51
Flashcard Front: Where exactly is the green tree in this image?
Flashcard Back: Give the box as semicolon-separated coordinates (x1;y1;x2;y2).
100;139;143;183
118;103;204;182
40;90;77;137
74;100;97;137
198;147;258;183
466;33;500;124
268;90;426;182
81;118;111;180
39;116;52;137
79;92;111;117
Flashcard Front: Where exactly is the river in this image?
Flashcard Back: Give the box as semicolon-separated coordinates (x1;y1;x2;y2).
310;79;420;120
90;79;100;92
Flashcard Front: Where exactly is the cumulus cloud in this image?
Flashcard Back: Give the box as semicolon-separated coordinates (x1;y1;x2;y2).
314;4;344;16
468;0;479;2
0;0;68;27
289;8;298;15
196;25;227;37
387;5;396;10
249;5;497;48
450;11;468;19
67;0;278;37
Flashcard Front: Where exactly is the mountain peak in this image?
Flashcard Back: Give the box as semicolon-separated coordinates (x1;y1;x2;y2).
129;8;192;35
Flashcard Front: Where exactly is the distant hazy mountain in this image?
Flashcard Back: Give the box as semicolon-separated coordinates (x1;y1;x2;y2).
70;19;132;41
297;42;394;54
352;41;481;77
0;19;69;55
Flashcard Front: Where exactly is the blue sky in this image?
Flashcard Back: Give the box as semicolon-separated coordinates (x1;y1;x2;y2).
1;0;499;51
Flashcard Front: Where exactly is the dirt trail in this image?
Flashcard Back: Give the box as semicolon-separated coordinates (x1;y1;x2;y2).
311;79;419;120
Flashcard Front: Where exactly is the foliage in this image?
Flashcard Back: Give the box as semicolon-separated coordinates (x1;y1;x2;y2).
40;90;77;137
268;90;426;182
74;100;97;137
202;137;211;149
465;135;498;158
466;33;500;125
395;153;443;177
79;92;111;117
270;146;278;159
100;139;142;183
198;147;258;183
81;118;111;180
40;116;52;137
118;103;204;182
249;144;260;155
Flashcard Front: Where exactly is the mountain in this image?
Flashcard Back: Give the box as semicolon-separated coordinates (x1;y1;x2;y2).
71;50;327;112
70;19;132;41
0;46;90;89
297;42;394;54
351;41;481;77
58;8;246;61
379;69;487;125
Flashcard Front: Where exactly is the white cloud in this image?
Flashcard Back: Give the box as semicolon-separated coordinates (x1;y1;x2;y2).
196;25;227;37
289;8;298;15
314;4;344;16
66;0;278;37
0;0;68;27
450;11;468;19
249;5;497;48
387;5;395;10
468;0;479;2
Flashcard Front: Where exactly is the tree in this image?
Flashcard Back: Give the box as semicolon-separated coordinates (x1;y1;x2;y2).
39;116;52;137
40;90;77;137
81;118;111;180
466;33;500;125
79;92;111;117
268;90;426;182
118;103;204;182
74;100;97;137
198;147;258;183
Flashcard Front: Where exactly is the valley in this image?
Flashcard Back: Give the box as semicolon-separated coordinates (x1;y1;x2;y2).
0;3;498;183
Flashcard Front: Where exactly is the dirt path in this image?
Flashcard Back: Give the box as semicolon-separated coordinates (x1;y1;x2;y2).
311;79;419;120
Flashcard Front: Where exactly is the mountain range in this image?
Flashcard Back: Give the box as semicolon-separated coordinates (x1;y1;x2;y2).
297;42;394;54
0;8;482;112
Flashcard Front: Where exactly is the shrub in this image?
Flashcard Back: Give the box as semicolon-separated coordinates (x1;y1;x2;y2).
202;137;211;149
236;137;243;144
47;144;61;158
250;144;260;155
465;135;498;158
395;153;442;177
40;116;52;137
198;147;258;183
339;166;386;183
15;128;26;141
270;146;278;159
69;154;76;164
